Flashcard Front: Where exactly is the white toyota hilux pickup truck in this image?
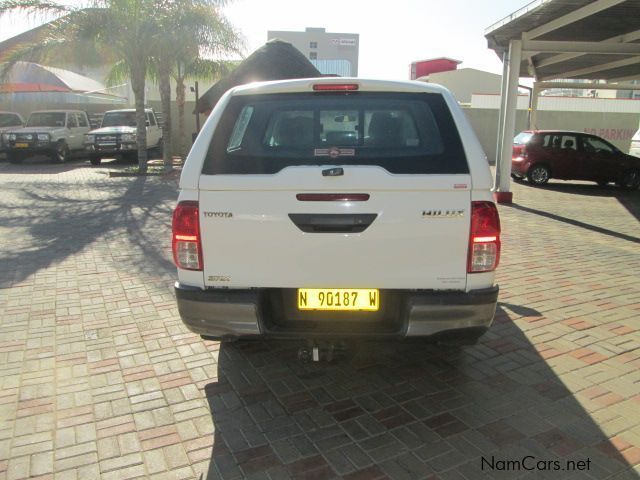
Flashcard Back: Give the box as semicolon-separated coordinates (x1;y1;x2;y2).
173;78;500;344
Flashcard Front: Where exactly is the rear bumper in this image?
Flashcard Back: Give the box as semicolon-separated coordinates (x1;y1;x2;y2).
511;159;530;176
175;283;499;340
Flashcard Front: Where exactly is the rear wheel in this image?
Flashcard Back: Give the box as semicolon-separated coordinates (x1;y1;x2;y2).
435;327;488;346
52;142;69;163
153;138;164;158
617;169;640;190
527;164;550;186
89;155;102;166
122;152;137;163
201;335;238;343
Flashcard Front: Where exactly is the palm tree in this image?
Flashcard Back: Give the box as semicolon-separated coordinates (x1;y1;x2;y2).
1;0;158;171
174;58;237;156
151;0;242;170
1;0;243;171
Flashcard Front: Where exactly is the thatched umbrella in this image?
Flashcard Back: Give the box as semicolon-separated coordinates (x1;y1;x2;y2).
195;39;321;115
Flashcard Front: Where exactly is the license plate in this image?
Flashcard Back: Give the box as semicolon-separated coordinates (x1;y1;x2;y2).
15;142;28;148
298;288;379;311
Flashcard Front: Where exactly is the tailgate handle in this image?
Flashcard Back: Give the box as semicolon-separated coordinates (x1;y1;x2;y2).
288;214;377;233
322;167;344;177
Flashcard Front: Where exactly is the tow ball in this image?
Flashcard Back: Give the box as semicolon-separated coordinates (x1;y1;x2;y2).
297;340;348;363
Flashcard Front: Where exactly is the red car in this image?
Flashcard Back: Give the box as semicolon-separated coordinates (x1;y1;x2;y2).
511;130;640;190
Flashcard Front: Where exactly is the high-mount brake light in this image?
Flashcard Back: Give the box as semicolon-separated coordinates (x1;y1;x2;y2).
296;193;370;202
172;201;203;271
312;84;359;92
467;201;501;273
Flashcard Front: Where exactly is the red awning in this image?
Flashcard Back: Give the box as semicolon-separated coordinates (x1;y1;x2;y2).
0;82;70;93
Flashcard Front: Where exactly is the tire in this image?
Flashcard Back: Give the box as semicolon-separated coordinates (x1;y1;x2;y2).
7;152;23;164
201;335;238;343
435;327;488;346
89;155;102;166
511;173;524;182
527;164;550;186
154;138;164;157
617;169;640;190
52;142;69;163
122;152;137;163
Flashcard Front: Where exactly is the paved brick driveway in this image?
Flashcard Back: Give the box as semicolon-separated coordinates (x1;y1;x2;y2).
0;159;638;480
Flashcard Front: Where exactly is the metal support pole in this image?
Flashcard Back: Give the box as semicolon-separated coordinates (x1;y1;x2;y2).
494;52;510;189
194;81;201;133
495;39;522;204
530;83;541;130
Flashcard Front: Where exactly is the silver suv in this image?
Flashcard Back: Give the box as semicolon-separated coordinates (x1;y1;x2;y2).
84;108;163;165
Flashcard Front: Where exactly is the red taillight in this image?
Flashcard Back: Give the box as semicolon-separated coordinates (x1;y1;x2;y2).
468;201;501;273
172;201;202;271
312;83;359;92
512;145;528;160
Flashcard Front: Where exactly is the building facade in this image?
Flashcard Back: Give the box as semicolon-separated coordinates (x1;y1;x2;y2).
267;27;359;77
410;58;461;80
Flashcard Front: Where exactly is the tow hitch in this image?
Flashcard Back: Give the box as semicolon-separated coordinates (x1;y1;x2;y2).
297;339;349;363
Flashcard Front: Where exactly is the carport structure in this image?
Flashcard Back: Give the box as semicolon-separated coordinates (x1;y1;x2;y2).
485;0;640;203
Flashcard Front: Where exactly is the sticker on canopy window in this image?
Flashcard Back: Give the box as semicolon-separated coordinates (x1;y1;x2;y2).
314;147;355;158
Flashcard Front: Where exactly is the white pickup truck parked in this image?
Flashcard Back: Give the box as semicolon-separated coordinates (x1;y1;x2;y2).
2;110;91;163
84;108;162;165
172;78;501;344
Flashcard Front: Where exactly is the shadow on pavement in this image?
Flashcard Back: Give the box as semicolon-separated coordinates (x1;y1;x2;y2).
0;176;177;287
507;203;640;245
202;307;636;479
519;181;640;223
499;302;543;318
0;155;89;173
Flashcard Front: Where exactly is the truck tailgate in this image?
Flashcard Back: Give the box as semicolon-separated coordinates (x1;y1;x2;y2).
198;167;471;290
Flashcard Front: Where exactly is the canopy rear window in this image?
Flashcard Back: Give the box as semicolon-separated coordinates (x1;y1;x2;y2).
203;92;468;175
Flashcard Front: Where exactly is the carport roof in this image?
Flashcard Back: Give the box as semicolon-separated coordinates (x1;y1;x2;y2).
485;0;640;81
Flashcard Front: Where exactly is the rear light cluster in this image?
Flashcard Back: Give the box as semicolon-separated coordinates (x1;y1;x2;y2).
172;201;203;271
512;145;528;160
468;201;501;273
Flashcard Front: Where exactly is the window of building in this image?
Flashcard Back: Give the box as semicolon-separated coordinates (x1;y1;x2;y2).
309;41;317;49
310;52;317;60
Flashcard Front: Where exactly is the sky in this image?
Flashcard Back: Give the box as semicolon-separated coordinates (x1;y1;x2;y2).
0;0;530;80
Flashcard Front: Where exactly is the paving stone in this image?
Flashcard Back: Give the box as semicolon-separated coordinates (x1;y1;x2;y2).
1;163;639;479
379;452;431;480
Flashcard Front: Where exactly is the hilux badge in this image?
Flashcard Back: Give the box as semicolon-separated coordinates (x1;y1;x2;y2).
422;209;465;218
